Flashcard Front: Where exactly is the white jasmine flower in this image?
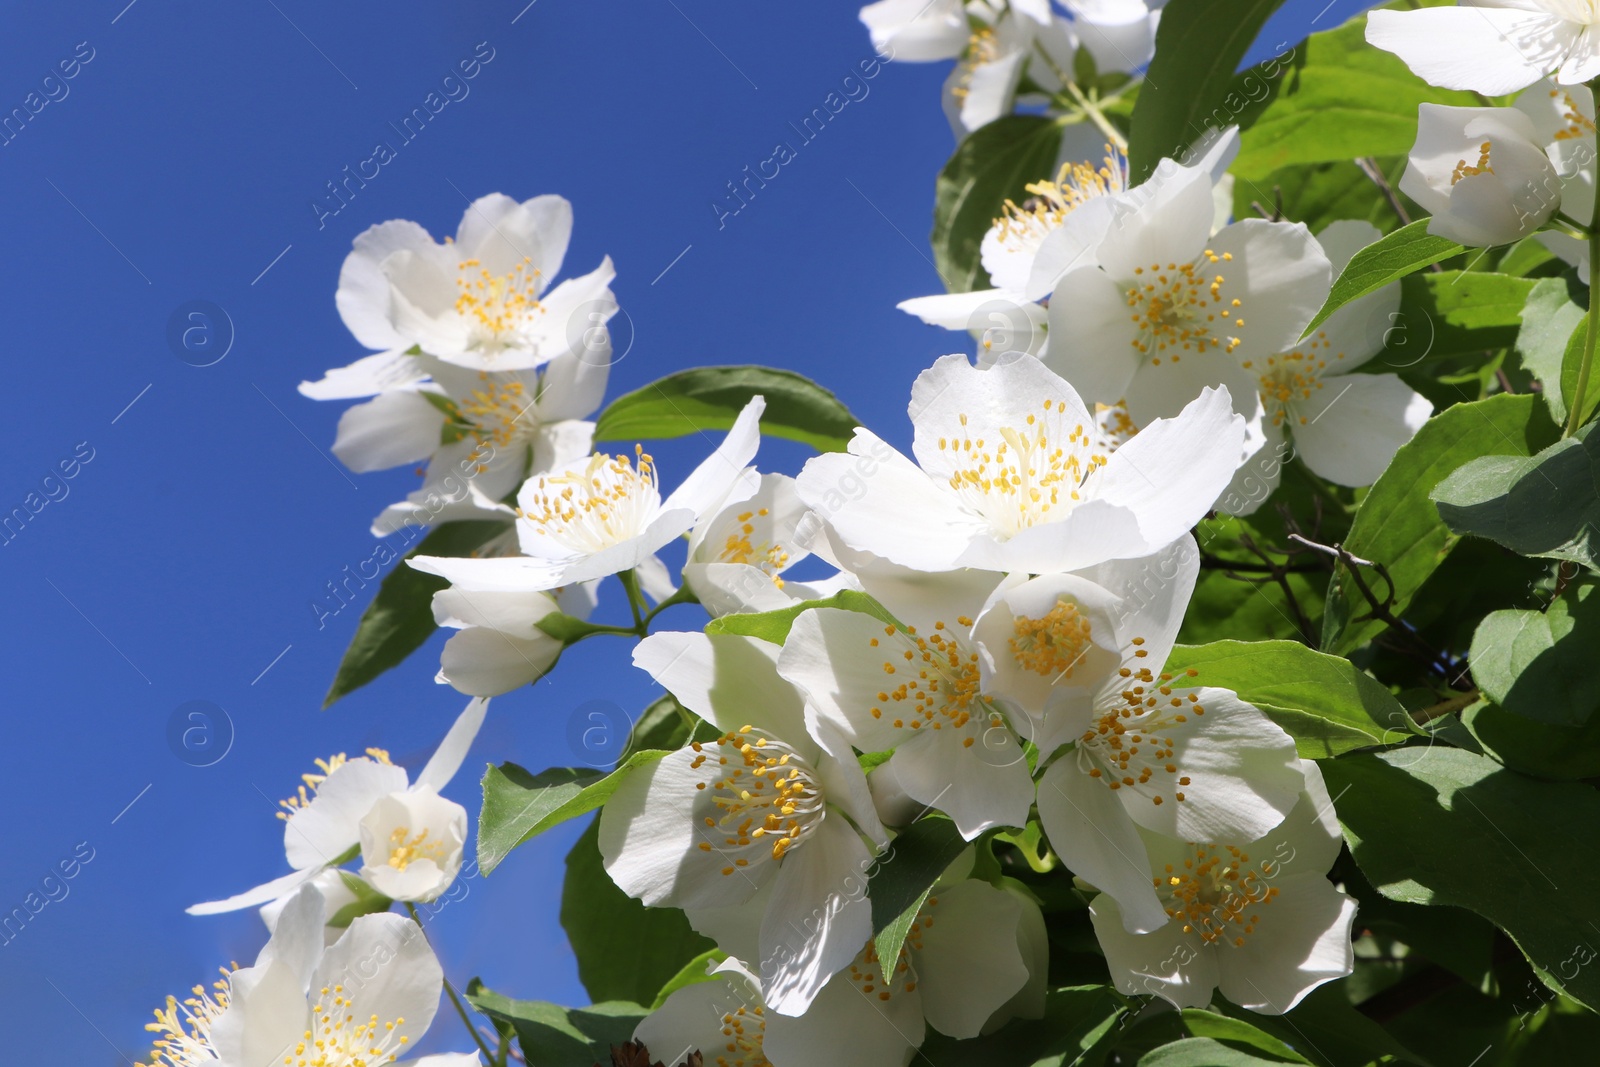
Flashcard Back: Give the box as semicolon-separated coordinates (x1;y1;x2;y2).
1043;157;1331;430
1367;1;1600;97
409;398;764;596
141;886;478;1067
1228;221;1432;501
188;699;487;914
1030;541;1304;934
1400;104;1563;247
599;632;887;1016
1089;760;1357;1014
334;192;617;372
357;786;468;903
794;354;1246;575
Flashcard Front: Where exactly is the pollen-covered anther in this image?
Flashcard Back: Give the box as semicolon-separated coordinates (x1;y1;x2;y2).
697;726;825;869
1009;598;1094;679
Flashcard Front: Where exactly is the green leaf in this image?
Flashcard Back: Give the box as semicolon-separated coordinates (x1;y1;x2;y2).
1469;586;1600;727
1302;220;1465;339
873;887;933;985
1323;747;1600;1011
1164;640;1414;757
1127;0;1286;183
1323;394;1556;656
931;114;1065;293
477;751;669;875
647;948;726;1011
592;365;860;453
561;819;715;1007
918;985;1125;1066
1432;421;1600;569
868;819;969;940
1463;698;1600;781
1230;11;1480;181
1139;1037;1303;1066
325;871;393;928
1175;1011;1310;1063
1212;982;1430;1067
465;980;646;1067
1385;270;1537;367
1231;158;1406;235
323;519;512;708
1516;276;1587;424
705;588;899;644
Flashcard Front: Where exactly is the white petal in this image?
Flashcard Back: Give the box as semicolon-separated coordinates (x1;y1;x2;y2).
959;51;1028;132
971;571;1125;713
635;972;765;1066
660;397;766;520
1074;536;1200;671
759;816;875;1016
1095;159;1217;282
887;729;1035;840
1206;219;1333;364
909;354;1094;473
778;608;907;754
437;629;558;696
408;554;570;593
1028;196;1121;301
1087;385;1246;549
1044;267;1145;404
337;220;440;350
1290;373;1433;487
208;959;309;1067
1090;893;1218;1007
599;748;776;909
331;391;445;473
188;866;325;916
1217;876;1358;1014
284;758;410;871
455;193;572;282
1036;758;1167;933
1366;7;1577;96
915;880;1031;1038
358;788;467;902
414;698;489;793
255;884;328;988
633;631;816;759
300;349;428;400
314;912;442;1040
533;349;609;423
859;0;968;61
763;959;922;1067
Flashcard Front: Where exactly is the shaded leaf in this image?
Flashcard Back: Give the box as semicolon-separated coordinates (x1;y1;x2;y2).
918;985;1125;1065
1302;220;1465;338
465;979;647;1067
1469;586;1600;727
1516;276;1586;424
593;366;859;453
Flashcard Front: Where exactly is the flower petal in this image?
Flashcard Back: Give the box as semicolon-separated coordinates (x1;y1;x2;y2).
759;815;876;1016
915;880;1031;1038
284;758;410;871
1367;7;1577;96
1037;758;1168;933
1290;372;1432;487
414;697;490;792
331;390;446;473
313;912;443;1042
1089;893;1219;1007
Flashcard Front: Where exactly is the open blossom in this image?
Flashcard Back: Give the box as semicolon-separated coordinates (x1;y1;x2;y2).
1089;760;1357;1014
409;398;764;596
1401;104;1562;247
599;632;886;1016
300;348;603;536
682;473;855;617
778;567;1036;839
1367;0;1600;97
1027;539;1305;935
335;192;616;372
661;865;1046;1067
141;886;480;1067
188;699;487;914
1044;153;1331;429
794;354;1246;575
1230;221;1432;499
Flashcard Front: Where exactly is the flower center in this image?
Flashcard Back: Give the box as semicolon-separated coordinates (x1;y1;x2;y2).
284;985;409;1067
279;750;393;821
691;726;825;869
1125;252;1243;366
844;895;937;1002
711;1002;770;1067
516;447;659;555
1245;330;1344;428
1550;89;1596;141
866;620;1008;747
458;374;539;450
1011;599;1094;680
137;969;232;1067
1076;642;1203;807
951;27;1001;102
1094;400;1138;452
1155;842;1281;947
1450;140;1494;185
454;256;544;348
938;401;1106;537
993;147;1129;248
385;827;448;871
718;507;790;587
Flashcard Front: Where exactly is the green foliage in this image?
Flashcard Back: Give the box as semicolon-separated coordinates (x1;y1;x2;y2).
1323;394;1556;655
1126;0;1287;183
916;985;1126;1065
1469;585;1600;727
704;588;898;643
1433;422;1600;570
477;751;669;874
466;979;647;1067
1516;276;1587;423
1324;748;1600;1010
1165;640;1414;757
323;519;511;707
592;365;859;453
1303;220;1466;338
931;114;1064;292
867;818;969;944
1229;10;1478;181
560;819;716;1008
1385;270;1537;367
1464;699;1600;781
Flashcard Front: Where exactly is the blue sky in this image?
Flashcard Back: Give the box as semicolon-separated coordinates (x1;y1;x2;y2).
0;0;1372;1059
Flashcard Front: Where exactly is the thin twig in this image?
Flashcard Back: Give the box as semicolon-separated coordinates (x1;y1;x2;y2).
1413;688;1480;724
1357;157;1414;228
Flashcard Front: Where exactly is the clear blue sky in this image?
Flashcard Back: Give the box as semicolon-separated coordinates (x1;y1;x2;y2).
0;0;1372;1059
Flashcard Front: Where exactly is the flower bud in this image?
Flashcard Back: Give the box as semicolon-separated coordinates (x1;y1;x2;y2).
1400;104;1562;246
